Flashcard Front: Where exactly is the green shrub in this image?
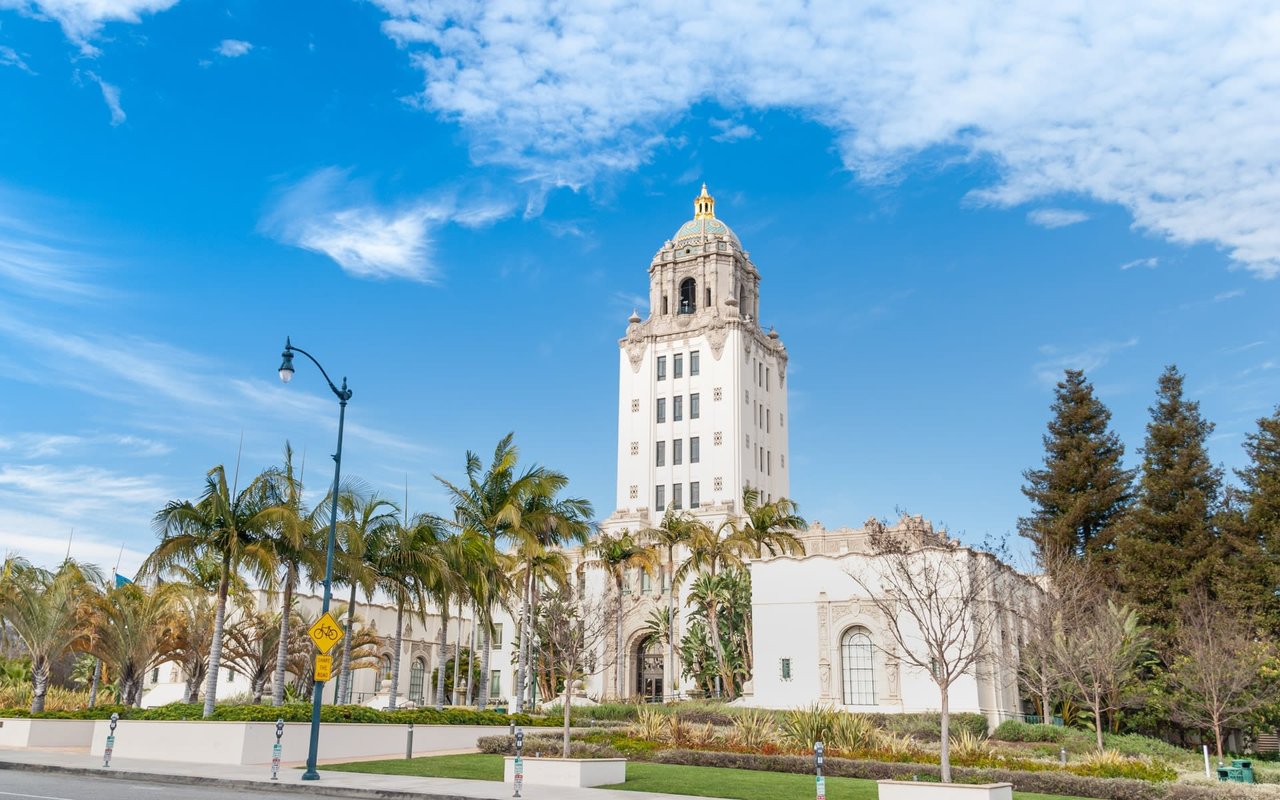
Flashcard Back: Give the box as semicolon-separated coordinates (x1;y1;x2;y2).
1102;733;1191;762
994;720;1066;742
867;711;988;741
1067;750;1177;782
1;703;555;727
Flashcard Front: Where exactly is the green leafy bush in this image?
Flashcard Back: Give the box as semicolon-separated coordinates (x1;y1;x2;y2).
1067;750;1177;782
1102;733;1191;762
994;720;1066;742
1;703;556;727
866;711;988;741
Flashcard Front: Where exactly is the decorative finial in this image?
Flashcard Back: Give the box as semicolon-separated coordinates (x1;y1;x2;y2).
628;309;642;324
694;184;715;220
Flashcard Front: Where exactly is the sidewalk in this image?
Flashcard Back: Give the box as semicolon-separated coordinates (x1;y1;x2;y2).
0;747;730;800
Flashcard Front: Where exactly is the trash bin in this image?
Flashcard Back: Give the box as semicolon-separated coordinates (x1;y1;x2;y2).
1233;759;1254;783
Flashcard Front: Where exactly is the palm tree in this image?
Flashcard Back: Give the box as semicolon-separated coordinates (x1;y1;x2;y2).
286;603;381;699
736;488;807;558
260;444;325;707
646;510;697;700
675;521;747;698
90;581;179;707
586;530;659;699
145;464;280;717
170;584;218;703
335;490;397;703
509;548;570;706
430;529;487;710
223;611;281;704
371;511;447;710
0;562;95;712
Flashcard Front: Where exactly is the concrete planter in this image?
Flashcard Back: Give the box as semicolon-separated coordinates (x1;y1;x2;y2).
0;718;97;749
503;756;627;788
878;780;1013;800
86;720;507;765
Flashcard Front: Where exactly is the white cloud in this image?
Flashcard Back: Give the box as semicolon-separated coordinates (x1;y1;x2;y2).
710;117;755;143
1027;208;1089;229
0;184;110;299
1120;256;1160;271
0;0;179;54
86;71;125;126
0;432;170;458
374;1;1280;278
1034;337;1139;387
216;39;252;58
1214;289;1244;301
260;167;514;281
0;44;33;73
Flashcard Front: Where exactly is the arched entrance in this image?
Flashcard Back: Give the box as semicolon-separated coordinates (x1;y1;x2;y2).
635;635;664;702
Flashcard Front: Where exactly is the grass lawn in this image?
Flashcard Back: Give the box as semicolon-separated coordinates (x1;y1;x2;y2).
326;753;1091;800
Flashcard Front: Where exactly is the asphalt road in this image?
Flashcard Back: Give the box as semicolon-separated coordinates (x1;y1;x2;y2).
0;770;340;800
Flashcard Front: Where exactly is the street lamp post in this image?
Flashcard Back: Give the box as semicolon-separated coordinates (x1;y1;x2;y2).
278;336;352;782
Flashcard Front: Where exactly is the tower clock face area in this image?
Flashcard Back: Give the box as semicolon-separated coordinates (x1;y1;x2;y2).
609;186;791;529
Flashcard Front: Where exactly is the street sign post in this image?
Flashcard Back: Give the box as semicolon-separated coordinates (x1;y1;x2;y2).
314;654;334;682
272;718;284;780
308;612;345;655
815;741;826;800
513;727;524;798
102;712;119;768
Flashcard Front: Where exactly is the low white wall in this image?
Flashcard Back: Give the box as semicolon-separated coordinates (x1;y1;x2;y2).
0;719;98;749
878;781;1013;800
87;720;507;765
503;756;626;788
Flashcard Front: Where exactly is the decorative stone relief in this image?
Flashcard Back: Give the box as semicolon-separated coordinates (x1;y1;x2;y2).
818;658;831;698
706;318;729;359
885;657;901;702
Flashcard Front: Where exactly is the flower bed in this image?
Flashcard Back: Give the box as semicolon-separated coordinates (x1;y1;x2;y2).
0;702;556;727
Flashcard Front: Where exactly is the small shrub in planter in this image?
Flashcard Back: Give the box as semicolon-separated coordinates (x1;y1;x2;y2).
993;720;1065;743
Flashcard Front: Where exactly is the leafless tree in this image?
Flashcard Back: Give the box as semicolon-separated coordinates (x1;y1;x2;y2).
1164;591;1278;757
1015;553;1096;723
1054;596;1150;751
845;520;1008;783
535;584;618;757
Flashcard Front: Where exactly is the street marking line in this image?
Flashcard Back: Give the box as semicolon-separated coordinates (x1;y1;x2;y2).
0;790;78;800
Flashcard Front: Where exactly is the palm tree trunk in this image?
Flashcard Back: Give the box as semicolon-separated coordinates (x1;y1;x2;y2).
615;576;624;699
30;657;49;714
434;605;449;711
339;581;357;704
514;570;531;713
388;600;404;711
477;622;491;710
272;567;295;706
666;550;676;701
467;607;478;705
452;598;463;706
526;582;540;709
203;553;232;718
88;659;102;708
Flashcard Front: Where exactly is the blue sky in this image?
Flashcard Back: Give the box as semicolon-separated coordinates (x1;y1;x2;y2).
1;1;1278;575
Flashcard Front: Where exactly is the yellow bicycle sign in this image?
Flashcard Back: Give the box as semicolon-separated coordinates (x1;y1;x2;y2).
307;611;345;654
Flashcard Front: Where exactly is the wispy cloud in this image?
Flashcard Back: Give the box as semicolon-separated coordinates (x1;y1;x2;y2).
261;167;515;282
1027;208;1089;229
710;117;755;143
1214;289;1244;302
0;44;34;73
0;184;111;300
216;39;252;58
1120;257;1160;271
0;432;170;458
375;1;1280;278
86;71;125;126
0;0;179;54
1034;338;1139;387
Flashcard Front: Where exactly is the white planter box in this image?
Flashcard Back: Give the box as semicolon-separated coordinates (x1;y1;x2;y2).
86;720;507;765
878;781;1012;800
0;718;97;749
503;756;627;788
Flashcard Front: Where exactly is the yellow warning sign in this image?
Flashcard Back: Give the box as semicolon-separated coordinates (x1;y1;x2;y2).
307;611;345;654
314;654;333;682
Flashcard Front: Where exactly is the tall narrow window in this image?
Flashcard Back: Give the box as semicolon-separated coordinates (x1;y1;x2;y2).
690;393;700;419
674;353;683;378
674;395;683;421
656;440;666;466
409;658;426;705
679;278;697;314
492;623;503;648
657;356;667;380
672;482;683;510
690;350;700;375
766;367;771;390
841;629;876;705
662;296;669;315
768;451;772;475
655;484;665;511
704;287;711;308
690;481;700;508
640;569;652;593
673;438;683;465
767;409;771;432
656;398;666;423
490;670;501;699
690;436;700;463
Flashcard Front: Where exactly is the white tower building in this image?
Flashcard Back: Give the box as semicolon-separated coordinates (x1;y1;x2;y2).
602;185;791;537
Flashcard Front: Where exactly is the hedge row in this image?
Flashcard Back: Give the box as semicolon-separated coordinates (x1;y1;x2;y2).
1;703;556;727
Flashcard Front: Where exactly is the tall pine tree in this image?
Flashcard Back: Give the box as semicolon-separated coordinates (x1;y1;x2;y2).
1115;365;1223;640
1021;369;1134;575
1215;406;1280;634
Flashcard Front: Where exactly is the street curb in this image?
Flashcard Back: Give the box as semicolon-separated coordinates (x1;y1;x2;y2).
0;759;475;800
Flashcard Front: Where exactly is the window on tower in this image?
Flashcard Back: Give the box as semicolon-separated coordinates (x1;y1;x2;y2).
690;351;700;375
655;484;665;511
673;438;683;465
673;395;683;421
662;296;669;315
679;278;697;314
690;481;700;508
672;483;683;510
690;393;700;419
674;353;683;378
704;287;711;308
657;356;667;380
656;398;666;423
690;436;700;463
656;441;666;466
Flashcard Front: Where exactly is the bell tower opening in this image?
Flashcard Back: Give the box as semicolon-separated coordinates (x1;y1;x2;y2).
679;278;697;314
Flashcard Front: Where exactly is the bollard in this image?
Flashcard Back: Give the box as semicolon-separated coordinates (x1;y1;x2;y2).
1203;745;1211;779
814;741;826;800
1059;747;1067;765
102;712;119;768
406;722;414;760
271;719;284;780
513;727;524;799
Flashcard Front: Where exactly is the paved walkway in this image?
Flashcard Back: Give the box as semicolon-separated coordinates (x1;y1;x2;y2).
0;747;731;800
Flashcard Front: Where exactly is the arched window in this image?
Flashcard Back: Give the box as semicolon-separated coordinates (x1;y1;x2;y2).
408;658;426;705
679;278;696;314
841;628;876;705
377;655;393;691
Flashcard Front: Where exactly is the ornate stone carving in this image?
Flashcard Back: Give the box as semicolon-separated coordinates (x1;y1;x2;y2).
832;603;852;619
818;658;831;698
885;658;901;701
707;318;729;360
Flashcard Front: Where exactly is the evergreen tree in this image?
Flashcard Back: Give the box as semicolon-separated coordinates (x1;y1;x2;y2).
1020;369;1133;573
1115;365;1223;640
1216;406;1280;633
